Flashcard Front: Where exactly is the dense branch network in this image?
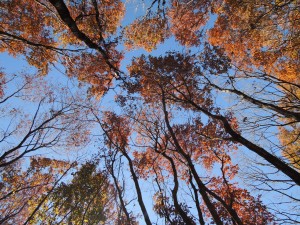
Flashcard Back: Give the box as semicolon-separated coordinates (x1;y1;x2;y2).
0;0;299;224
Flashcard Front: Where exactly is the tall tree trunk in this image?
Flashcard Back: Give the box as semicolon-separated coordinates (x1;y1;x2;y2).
172;92;300;185
161;91;224;225
122;151;152;225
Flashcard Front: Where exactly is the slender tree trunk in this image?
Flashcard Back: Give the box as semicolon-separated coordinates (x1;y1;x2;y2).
189;172;206;225
160;152;196;224
206;80;300;121
122;151;152;225
109;155;132;224
161;91;224;225
205;188;243;225
48;0;119;73
177;94;300;186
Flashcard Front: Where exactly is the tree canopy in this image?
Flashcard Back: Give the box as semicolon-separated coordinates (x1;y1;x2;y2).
0;0;299;224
